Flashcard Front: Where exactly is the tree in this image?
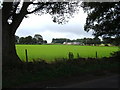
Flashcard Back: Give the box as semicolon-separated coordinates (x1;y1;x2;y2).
34;34;43;44
15;35;19;44
102;37;120;46
18;35;47;44
111;37;120;46
25;36;33;44
93;37;101;45
52;38;70;44
43;40;47;44
2;0;80;66
81;2;120;38
102;37;111;45
19;37;25;44
32;38;37;44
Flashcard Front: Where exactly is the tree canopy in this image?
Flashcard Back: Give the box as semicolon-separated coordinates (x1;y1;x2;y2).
18;35;47;44
5;0;81;25
81;2;120;38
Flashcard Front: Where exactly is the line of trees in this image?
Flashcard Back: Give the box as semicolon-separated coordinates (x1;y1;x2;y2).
16;35;120;46
52;37;101;45
15;34;47;44
52;37;120;46
102;37;120;46
52;38;70;44
75;37;101;45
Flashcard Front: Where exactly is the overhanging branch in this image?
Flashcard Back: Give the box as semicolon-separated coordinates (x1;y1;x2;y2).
27;4;45;14
26;2;49;14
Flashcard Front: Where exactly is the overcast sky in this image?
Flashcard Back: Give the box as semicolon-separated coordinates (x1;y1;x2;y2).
15;7;94;43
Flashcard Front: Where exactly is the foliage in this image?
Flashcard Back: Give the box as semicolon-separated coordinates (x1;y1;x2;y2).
52;38;71;44
4;1;81;25
34;34;43;44
81;2;120;38
102;37;120;46
15;35;19;44
111;50;120;59
18;35;47;44
52;37;101;45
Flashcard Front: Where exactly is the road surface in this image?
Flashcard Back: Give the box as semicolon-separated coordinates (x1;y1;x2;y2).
60;75;120;88
15;74;120;88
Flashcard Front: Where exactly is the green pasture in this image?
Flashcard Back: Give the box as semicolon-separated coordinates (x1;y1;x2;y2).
16;45;119;62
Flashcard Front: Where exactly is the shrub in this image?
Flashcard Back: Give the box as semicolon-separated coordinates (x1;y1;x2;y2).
111;51;120;58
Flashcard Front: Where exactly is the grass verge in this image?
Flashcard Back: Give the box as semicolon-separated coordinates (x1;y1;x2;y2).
3;54;120;88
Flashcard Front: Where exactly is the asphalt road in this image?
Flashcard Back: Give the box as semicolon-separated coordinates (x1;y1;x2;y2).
60;75;120;88
15;74;120;88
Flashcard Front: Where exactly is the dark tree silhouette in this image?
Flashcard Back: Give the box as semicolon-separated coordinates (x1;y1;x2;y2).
25;36;33;44
34;34;43;44
2;0;80;66
15;35;19;44
81;2;120;38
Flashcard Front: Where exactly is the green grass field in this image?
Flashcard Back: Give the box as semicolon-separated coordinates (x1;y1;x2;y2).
16;45;119;62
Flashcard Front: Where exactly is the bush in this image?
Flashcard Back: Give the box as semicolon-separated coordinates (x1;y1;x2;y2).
3;54;120;88
111;51;120;59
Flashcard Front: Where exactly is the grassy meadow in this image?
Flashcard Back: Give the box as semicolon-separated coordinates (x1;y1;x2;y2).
16;45;119;62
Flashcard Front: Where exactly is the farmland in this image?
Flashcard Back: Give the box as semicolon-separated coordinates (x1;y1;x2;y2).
16;45;119;62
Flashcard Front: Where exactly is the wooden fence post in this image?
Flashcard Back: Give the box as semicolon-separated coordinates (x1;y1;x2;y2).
96;51;98;59
25;49;28;63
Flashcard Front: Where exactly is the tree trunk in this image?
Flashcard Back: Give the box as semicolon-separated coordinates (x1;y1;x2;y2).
2;22;22;67
2;2;30;67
